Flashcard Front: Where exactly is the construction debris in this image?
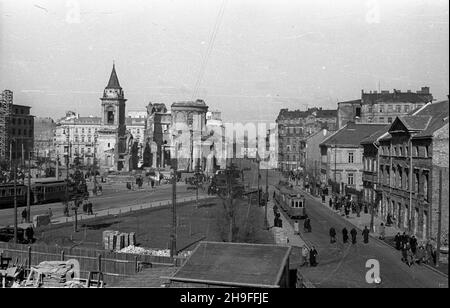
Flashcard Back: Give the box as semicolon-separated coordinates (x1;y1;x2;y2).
118;245;191;258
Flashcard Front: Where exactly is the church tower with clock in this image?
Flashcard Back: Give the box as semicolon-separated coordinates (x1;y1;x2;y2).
97;63;128;171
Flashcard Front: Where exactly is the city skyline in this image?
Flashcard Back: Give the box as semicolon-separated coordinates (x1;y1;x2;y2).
1;0;448;123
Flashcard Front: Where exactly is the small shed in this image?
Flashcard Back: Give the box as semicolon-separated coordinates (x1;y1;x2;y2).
164;241;292;288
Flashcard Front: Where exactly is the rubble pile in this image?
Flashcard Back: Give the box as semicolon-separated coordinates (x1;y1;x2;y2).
118;245;191;258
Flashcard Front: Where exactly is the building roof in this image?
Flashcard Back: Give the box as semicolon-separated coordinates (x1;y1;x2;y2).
396;116;432;131
172;99;208;108
166;241;291;288
320;122;386;147
412;100;449;138
360;125;390;144
276;107;337;121
106;64;121;89
361;88;433;105
380;100;449;141
337;99;362;105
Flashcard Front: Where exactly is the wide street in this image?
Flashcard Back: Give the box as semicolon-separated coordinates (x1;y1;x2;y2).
0;182;205;226
277;184;448;288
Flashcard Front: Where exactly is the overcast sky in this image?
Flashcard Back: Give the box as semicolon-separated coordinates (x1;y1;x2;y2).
1;0;448;123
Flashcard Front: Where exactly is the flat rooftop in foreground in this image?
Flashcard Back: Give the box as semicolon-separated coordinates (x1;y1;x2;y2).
166;241;291;288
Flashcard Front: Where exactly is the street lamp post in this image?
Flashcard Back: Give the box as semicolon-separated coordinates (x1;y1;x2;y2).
10;140;18;243
170;142;178;258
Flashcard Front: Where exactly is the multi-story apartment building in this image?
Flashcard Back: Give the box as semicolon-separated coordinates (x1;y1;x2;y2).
276;107;337;171
377;100;448;241
34;117;56;159
300;128;336;177
0;90;34;162
319;122;385;194
360;127;390;215
338;87;433;129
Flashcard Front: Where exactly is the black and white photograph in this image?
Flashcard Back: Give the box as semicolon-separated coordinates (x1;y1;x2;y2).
0;0;448;291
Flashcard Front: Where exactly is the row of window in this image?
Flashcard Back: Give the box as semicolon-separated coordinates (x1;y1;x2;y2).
11;118;33;125
62;127;142;135
381;144;429;158
363;157;377;172
365;104;424;114
11;128;33;137
380;166;429;200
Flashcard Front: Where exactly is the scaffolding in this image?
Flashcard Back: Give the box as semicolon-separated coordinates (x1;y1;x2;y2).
0;90;13;161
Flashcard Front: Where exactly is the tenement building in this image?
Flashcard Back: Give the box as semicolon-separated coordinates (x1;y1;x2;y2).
377;100;449;241
34;117;56;159
337;87;433;129
319;122;385;195
276;107;337;171
0;90;34;162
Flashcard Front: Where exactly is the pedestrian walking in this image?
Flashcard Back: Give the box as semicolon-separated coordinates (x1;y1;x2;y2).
329;198;333;208
304;217;311;233
415;246;426;265
350;228;357;244
362;226;370;244
21;208;27;223
395;232;402;250
329;227;336;243
301;245;309;266
379;223;385;240
321;194;325;203
309;246;318;267
87;202;93;215
410;235;418;255
47;208;53;218
294;220;300;235
342;227;349;243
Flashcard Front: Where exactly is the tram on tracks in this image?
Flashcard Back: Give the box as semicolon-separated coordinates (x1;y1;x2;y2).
273;181;306;219
0;178;88;209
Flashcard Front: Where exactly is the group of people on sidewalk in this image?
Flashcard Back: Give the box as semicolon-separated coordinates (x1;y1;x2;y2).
330;226;371;244
394;232;436;267
328;194;367;218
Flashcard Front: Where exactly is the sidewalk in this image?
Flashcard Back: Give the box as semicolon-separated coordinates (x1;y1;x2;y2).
266;200;306;248
50;195;214;225
296;184;449;276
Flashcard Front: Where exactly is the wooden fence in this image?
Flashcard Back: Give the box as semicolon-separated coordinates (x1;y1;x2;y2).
0;242;186;285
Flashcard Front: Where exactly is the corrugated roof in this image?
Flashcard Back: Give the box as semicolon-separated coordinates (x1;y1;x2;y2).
167;241;291;288
321;122;386;147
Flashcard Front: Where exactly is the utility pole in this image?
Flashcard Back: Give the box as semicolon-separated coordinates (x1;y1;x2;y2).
257;152;260;207
12;141;17;243
27;151;31;223
170;143;177;258
436;169;443;267
265;167;268;229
